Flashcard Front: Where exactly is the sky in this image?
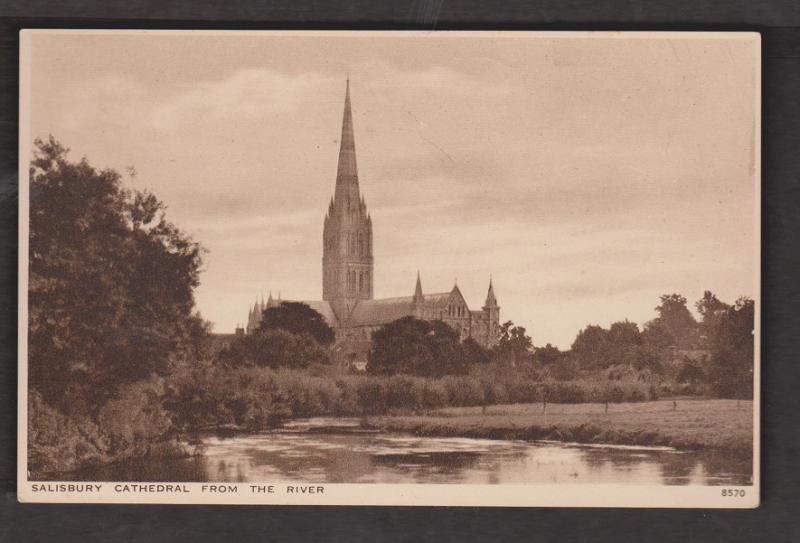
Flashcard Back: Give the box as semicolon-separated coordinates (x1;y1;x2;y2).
23;31;759;348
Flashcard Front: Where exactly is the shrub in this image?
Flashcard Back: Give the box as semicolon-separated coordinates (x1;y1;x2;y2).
386;376;424;411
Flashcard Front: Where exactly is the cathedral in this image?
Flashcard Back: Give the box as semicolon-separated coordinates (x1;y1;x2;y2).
242;78;500;365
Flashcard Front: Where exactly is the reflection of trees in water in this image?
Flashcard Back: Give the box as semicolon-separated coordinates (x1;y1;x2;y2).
694;451;752;486
67;456;209;482
244;437;528;484
372;451;481;483
243;443;373;483
656;452;698;485
216;459;229;480
580;446;752;486
66;435;753;486
580;448;647;469
656;450;752;486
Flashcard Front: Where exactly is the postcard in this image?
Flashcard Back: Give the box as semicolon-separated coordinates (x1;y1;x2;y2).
18;30;760;507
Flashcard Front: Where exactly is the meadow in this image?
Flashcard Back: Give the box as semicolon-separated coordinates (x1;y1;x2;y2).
365;399;753;456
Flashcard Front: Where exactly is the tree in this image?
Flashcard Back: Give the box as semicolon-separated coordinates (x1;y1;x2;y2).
218;329;329;369
651;294;699;349
677;358;705;386
28;137;206;412
463;337;491;365
641;321;675;350
695;290;729;322
257;301;335;345
695;291;730;348
534;343;562;366
367;317;467;377
570;325;610;369
493;320;533;365
706;297;754;398
608;320;642;346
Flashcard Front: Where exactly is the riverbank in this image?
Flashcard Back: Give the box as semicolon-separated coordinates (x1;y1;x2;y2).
364;399;753;457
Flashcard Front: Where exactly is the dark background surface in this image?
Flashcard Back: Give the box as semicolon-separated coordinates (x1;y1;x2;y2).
0;2;799;542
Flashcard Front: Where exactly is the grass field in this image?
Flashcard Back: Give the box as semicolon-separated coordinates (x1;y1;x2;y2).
365;399;754;456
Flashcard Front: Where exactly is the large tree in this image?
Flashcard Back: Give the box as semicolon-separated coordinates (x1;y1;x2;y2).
570;324;610;369
218;329;330;369
367;317;467;377
649;293;699;349
706;297;755;398
257;301;335;345
533;343;563;366
28;137;206;412
695;290;730;349
493;320;533;366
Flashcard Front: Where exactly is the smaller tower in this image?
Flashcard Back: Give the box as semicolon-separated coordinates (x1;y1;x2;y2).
483;277;500;347
246;303;254;334
413;271;424;317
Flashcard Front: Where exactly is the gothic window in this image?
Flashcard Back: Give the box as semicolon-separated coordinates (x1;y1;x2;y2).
359;271;363;292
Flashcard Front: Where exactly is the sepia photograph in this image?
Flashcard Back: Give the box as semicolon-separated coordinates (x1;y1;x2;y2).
17;30;759;506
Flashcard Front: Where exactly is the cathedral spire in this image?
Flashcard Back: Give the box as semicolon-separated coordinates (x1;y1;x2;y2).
335;77;360;207
323;76;374;311
413;271;424;304
485;276;498;307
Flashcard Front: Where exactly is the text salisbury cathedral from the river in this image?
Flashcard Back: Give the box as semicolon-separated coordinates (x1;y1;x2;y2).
238;78;500;367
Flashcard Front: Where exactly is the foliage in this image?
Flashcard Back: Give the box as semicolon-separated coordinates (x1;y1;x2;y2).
160;364;660;434
28;390;107;476
367;317;468;377
649;293;698;349
677;358;706;386
493;320;533;365
28;136;207;411
463;337;491;365
641;321;675;350
705;298;755;398
540;357;581;381
570;325;610;369
218;329;330;369
29;381;184;478
257;301;335;345
533;343;562;365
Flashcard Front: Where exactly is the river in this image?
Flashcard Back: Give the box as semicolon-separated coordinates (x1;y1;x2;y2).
67;418;752;485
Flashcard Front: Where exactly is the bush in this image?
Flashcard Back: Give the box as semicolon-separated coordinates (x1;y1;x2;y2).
95;378;173;456
218;330;330;369
28;391;107;476
386;376;424;411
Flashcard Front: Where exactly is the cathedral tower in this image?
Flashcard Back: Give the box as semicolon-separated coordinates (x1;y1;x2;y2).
323;78;373;321
483;277;500;347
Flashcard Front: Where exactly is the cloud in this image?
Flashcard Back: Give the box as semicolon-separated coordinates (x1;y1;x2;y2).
148;69;336;132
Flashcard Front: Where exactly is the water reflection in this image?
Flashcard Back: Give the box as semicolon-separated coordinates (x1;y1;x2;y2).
63;419;752;486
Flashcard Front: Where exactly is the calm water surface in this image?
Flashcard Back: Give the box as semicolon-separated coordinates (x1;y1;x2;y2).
71;418;752;485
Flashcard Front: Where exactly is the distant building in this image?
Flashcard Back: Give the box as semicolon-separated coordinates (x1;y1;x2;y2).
244;78;500;365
